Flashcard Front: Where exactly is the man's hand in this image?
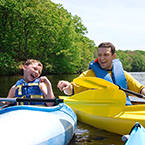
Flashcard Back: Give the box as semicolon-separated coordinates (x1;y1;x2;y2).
57;80;73;95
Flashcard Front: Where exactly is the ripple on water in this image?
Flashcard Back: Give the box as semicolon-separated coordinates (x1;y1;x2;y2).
69;121;124;145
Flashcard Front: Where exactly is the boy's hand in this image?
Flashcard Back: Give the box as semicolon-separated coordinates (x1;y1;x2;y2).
39;76;55;106
39;76;51;96
39;76;51;86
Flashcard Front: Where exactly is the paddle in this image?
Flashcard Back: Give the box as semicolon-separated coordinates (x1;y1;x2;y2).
59;89;126;117
73;77;145;99
0;98;63;103
0;88;126;116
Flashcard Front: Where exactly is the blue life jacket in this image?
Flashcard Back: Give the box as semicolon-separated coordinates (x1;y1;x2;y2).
89;59;132;105
15;78;45;105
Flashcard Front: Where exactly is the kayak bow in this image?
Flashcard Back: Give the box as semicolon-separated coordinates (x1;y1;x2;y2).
0;104;77;145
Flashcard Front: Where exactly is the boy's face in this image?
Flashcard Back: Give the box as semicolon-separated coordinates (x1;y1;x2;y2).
23;62;42;83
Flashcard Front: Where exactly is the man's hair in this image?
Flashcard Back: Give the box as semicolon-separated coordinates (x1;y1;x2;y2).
98;42;115;55
24;59;43;68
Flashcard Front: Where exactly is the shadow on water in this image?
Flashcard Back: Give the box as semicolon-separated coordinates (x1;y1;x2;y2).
68;121;124;145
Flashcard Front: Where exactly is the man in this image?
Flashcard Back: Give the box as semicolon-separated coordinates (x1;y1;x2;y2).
57;42;145;105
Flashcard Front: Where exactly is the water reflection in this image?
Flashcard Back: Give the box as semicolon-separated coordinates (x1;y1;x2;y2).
129;72;145;86
69;121;124;145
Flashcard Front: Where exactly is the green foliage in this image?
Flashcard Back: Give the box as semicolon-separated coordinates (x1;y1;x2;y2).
0;0;145;75
0;53;19;75
0;0;97;75
116;50;145;72
116;51;132;71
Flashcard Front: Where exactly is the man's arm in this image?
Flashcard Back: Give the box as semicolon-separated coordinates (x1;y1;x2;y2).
141;88;145;96
124;71;145;94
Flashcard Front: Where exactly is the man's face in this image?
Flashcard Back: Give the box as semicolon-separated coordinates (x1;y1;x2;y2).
23;63;42;83
97;47;116;70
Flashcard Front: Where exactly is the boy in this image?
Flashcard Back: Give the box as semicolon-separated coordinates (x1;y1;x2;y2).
4;59;55;106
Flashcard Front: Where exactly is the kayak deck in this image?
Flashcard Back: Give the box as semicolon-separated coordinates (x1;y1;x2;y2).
0;104;77;145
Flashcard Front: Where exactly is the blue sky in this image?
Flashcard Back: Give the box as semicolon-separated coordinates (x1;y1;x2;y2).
51;0;145;51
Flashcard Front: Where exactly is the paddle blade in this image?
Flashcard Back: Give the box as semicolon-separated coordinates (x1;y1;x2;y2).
59;89;126;117
74;77;119;89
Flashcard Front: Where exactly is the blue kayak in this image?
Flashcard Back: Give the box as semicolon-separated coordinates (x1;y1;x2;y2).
0;103;77;145
125;122;145;145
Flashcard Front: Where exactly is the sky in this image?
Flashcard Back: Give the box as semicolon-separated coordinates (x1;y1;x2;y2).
51;0;145;51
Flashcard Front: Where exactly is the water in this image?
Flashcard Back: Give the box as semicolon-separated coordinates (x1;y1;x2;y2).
0;72;145;145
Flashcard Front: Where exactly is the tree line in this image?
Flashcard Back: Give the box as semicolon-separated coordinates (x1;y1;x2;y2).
0;0;145;76
116;50;145;72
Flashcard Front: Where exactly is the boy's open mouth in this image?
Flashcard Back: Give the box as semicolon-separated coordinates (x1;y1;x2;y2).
31;74;36;79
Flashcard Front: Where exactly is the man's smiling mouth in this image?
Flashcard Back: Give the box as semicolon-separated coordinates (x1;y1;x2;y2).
101;61;107;64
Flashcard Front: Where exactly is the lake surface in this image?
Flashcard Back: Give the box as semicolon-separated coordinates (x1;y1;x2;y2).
0;72;145;145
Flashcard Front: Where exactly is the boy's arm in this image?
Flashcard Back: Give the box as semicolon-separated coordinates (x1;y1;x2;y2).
39;76;55;106
7;85;15;98
2;85;15;105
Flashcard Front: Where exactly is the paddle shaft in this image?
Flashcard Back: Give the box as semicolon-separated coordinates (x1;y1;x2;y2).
0;98;64;103
119;86;145;98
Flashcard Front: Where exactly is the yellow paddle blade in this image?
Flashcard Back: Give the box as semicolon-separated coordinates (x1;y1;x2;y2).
74;77;119;89
59;89;126;117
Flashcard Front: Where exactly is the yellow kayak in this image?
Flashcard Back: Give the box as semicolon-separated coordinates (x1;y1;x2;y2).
72;104;145;135
60;89;145;135
62;77;145;135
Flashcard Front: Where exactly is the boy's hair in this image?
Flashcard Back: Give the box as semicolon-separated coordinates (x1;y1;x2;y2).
24;59;43;68
98;42;116;55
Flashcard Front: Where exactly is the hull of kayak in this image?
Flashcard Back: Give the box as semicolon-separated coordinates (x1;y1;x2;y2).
72;104;145;135
125;122;145;145
0;103;77;145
